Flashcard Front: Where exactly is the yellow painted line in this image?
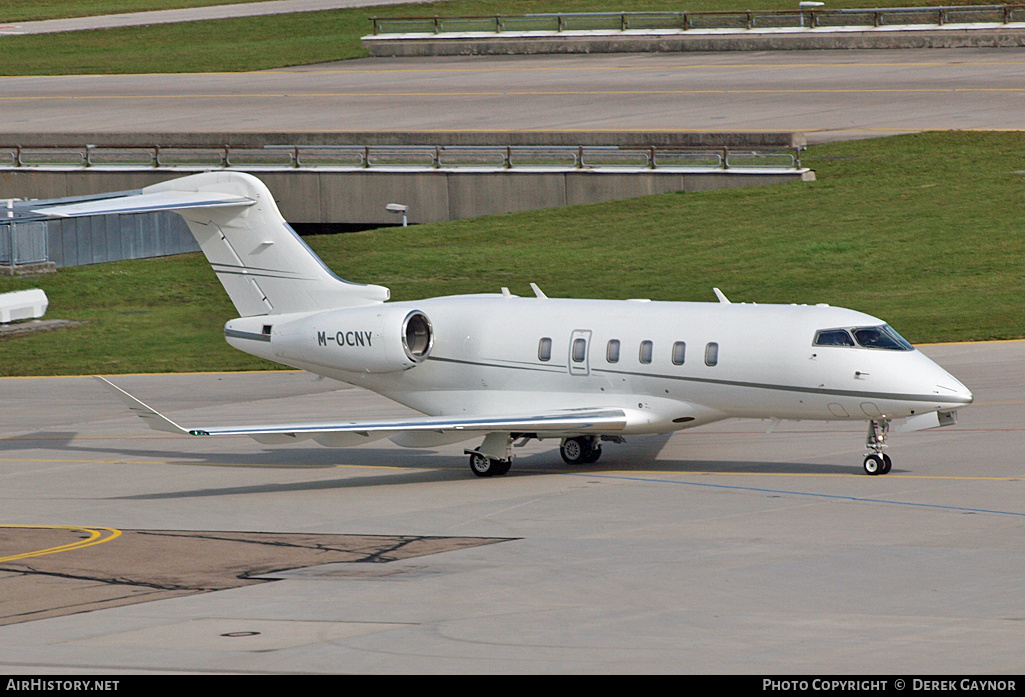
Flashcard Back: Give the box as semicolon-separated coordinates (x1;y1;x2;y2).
923;338;1025;347
0;369;300;380
286;60;1025;74
0;524;121;563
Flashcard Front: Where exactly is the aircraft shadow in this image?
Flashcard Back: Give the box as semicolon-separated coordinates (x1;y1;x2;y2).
3;430;867;500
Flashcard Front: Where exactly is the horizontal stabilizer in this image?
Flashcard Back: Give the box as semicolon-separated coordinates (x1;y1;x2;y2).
97;376;627;442
33;191;255;218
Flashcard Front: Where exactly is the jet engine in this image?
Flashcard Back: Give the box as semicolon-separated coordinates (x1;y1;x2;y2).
254;305;433;374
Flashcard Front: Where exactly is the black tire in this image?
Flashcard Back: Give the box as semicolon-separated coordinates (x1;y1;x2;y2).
582;445;602;464
560;437;587;464
863;454;883;475
880;454;892;475
492;459;512;476
469;452;495;477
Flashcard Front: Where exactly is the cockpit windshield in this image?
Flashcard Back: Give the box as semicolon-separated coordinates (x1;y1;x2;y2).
814;325;914;351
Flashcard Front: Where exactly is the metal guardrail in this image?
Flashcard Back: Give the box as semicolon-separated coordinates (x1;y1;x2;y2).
0;144;805;172
369;5;1025;34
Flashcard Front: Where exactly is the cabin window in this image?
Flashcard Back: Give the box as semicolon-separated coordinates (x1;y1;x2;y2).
705;342;719;366
606;339;620;363
572;338;587;363
538;337;552;361
814;329;856;347
672;341;686;365
639;340;653;364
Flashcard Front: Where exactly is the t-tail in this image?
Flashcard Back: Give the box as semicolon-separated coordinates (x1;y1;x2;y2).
33;171;389;316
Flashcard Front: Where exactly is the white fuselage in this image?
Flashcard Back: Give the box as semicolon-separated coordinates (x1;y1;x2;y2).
225;294;973;436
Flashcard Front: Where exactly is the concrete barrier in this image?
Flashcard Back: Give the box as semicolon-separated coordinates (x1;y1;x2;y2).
3;167;811;227
0;288;48;323
363;26;1025;57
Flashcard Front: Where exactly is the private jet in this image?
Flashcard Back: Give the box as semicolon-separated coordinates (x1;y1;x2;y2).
35;172;973;477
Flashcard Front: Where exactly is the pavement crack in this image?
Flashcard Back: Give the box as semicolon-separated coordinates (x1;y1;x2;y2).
0;565;208;592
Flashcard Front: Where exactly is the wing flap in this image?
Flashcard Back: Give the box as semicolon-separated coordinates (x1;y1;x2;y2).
95;376;627;442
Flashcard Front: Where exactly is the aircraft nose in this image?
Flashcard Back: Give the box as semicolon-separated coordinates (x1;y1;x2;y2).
935;368;973;406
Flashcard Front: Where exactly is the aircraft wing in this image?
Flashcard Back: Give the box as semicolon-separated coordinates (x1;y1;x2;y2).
95;376;627;443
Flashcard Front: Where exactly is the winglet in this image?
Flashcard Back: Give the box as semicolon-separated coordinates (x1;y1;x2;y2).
93;376;191;435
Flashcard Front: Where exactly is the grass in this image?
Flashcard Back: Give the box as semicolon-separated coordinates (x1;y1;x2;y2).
0;0;1003;75
0;0;275;23
1;131;1023;376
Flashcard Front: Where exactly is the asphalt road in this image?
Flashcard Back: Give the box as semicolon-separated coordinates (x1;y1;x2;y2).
2;48;1024;142
0;341;1023;673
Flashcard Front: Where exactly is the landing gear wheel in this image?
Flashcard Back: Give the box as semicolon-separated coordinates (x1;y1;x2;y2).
469;451;496;477
880;454;892;475
561;437;599;465
492;459;512;476
863;454;884;476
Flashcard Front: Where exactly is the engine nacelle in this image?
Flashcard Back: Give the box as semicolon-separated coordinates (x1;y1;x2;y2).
235;305;434;374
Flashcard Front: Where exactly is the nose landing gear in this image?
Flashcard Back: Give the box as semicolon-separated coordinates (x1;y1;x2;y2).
863;419;892;475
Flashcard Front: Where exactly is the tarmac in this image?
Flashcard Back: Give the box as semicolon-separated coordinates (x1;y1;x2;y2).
3;48;1023;144
0;340;1023;673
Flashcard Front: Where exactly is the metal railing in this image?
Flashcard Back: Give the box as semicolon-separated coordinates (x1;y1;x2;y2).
0;144;804;172
368;5;1025;34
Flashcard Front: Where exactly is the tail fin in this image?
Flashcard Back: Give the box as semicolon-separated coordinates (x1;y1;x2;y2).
35;172;389;317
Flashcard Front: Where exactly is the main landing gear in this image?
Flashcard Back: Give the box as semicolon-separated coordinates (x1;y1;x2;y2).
466;434;623;477
863;419;893;475
560;436;603;465
467;451;512;478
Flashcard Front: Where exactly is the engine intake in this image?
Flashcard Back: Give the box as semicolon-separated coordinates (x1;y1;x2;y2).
402;310;433;363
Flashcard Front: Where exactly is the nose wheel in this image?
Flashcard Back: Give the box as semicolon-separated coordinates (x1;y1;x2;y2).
863;453;892;475
863;419;893;475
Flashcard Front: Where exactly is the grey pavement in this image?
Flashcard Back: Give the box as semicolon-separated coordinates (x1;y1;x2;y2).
0;341;1023;672
0;0;442;36
2;48;1023;143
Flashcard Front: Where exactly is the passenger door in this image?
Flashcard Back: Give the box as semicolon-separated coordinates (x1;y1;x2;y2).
568;330;591;376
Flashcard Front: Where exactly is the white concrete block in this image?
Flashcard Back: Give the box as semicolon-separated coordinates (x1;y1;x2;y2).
0;288;48;323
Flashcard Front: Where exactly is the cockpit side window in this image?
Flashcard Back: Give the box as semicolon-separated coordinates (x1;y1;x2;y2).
814;326;914;351
853;325;914;351
814;329;856;347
